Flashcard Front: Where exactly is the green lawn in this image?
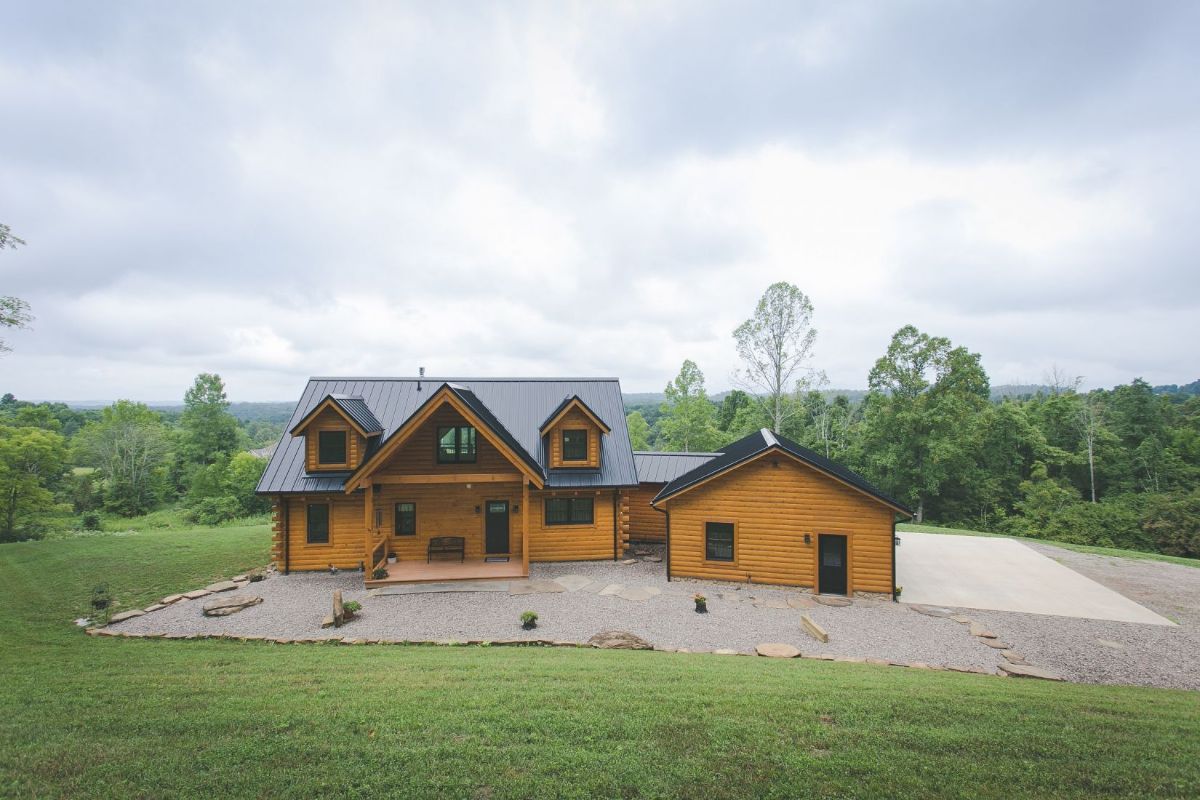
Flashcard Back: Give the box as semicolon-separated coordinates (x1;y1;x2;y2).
1;526;1198;799
897;522;1200;569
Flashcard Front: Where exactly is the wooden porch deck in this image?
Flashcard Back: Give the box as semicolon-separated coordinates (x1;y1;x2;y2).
364;557;528;587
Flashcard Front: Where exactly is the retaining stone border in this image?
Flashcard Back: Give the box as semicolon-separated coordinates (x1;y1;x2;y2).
907;603;1064;681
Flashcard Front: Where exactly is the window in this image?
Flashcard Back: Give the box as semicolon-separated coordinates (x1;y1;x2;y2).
705;522;734;562
437;426;477;463
307;503;330;544
317;430;347;465
544;497;594;525
562;429;588;462
394;502;416;536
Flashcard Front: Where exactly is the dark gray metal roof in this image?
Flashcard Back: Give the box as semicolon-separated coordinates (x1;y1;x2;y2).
329;395;383;435
653;429;913;515
633;451;720;484
540;394;610;432
257;377;638;494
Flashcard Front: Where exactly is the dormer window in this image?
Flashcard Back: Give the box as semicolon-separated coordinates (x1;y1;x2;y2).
318;430;348;465
437;425;477;463
562;429;588;462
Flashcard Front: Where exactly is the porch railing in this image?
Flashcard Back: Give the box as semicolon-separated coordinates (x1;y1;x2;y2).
369;535;388;576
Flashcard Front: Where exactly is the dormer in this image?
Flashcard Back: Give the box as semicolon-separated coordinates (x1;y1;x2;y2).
289;395;383;473
540;395;610;470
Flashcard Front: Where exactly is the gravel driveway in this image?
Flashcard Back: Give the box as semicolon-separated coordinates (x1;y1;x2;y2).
105;543;1200;690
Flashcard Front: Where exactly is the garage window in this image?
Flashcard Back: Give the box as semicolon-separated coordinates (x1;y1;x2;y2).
705;522;734;562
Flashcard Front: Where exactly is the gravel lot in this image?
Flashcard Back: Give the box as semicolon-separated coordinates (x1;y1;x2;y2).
962;542;1200;691
110;554;1001;672
107;541;1200;689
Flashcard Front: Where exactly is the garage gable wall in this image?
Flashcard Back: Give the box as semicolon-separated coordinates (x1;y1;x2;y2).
664;455;894;591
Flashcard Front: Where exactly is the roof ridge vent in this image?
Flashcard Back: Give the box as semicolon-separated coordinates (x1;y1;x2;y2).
760;428;778;447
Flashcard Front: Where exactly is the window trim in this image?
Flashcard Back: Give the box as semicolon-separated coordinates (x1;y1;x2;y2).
316;429;348;466
394;502;417;536
306;502;331;545
561;428;589;462
703;520;736;564
543;496;595;526
436;425;478;464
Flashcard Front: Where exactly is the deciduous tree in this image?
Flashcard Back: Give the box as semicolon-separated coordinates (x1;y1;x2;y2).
0;424;66;540
658;360;720;452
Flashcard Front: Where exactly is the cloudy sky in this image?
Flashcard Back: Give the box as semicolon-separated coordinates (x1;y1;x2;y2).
2;1;1198;402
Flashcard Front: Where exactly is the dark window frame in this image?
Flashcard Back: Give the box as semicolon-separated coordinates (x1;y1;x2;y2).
705;521;735;562
436;425;478;464
317;429;348;465
394;502;416;536
544;496;595;526
561;428;588;462
306;503;331;545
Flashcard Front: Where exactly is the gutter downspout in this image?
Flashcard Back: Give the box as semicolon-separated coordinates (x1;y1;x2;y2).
652;502;670;582
891;516;897;602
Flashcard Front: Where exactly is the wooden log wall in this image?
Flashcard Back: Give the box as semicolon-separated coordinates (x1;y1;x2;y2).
545;407;602;469
627;483;666;542
527;489;617;561
281;493;370;571
376;482;525;561
663;456;894;592
303;406;367;472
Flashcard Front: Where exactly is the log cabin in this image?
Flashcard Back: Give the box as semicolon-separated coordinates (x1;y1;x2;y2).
257;377;909;596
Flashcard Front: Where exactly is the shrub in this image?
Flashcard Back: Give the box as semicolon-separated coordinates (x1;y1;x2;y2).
343;600;362;616
371;567;388;580
1141;490;1200;558
185;496;242;526
520;611;538;629
80;512;102;531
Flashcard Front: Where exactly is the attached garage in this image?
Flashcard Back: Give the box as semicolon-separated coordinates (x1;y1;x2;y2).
651;429;911;597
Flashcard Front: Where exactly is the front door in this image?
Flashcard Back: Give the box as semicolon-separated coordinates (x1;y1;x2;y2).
818;534;848;596
484;501;510;555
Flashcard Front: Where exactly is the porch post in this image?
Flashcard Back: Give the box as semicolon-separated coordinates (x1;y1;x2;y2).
521;481;530;576
363;485;375;571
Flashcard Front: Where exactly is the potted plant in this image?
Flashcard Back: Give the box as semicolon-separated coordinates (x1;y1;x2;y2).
893;585;903;600
520;611;538;630
693;593;707;613
372;567;389;580
387;552;397;564
342;600;362;620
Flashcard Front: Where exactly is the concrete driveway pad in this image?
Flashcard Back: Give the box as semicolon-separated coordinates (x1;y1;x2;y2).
896;532;1172;625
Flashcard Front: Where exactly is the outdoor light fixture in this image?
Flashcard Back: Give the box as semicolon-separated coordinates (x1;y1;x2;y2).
804;533;811;545
474;505;481;514
895;536;902;546
513;504;520;513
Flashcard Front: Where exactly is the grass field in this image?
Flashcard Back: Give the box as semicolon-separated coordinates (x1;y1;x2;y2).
1;525;1198;798
897;522;1200;569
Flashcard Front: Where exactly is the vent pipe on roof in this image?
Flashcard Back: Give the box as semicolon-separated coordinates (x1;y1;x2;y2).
418;366;425;391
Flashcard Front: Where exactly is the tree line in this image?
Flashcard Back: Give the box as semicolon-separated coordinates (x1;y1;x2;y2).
0;374;277;541
630;284;1199;558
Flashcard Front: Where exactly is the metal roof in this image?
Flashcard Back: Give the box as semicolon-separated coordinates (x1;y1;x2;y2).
329;395;383;435
257;377;638;494
652;428;912;515
633;451;720;484
540;394;611;433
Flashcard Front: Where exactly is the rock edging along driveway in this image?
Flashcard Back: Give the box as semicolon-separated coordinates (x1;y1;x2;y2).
83;627;1045;678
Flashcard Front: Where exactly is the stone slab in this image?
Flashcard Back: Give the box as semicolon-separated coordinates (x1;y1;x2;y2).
713;649;739;655
786;594;816;609
554;574;595;592
508;580;566;596
205;580;239;593
587;630;653;650
969;622;997;638
598;583;624;596
756;643;801;658
617;587;653;602
998;662;1064;681
160;594;184;605
814;595;852;607
183;590;212;600
143;604;166;613
108;610;144;623
202;594;263;617
981;639;1011;649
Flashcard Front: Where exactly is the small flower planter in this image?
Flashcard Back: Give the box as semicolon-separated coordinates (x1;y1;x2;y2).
694;594;708;614
520;611;538;630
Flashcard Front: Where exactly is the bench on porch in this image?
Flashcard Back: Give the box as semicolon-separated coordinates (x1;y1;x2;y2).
427;536;466;563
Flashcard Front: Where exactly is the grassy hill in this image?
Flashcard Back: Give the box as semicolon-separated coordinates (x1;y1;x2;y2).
1;526;1197;798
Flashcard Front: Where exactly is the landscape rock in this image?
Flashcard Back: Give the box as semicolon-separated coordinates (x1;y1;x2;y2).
160;594;183;605
333;589;344;627
617;587;653;602
182;590;212;600
143;604;166;613
909;604;954;617
508;579;566;596
756;643;801;658
202;594;263;617
620;559;638;565
108;610;145;623
950;614;973;624
813;595;852;607
998;662;1064;681
205;580;240;593
1000;650;1027;664
1096;639;1126;650
981;639;1011;649
644;556;662;563
232;574;248;582
713;648;740;655
968;622;997;638
786;594;816;609
587;630;653;650
554;574;594;592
